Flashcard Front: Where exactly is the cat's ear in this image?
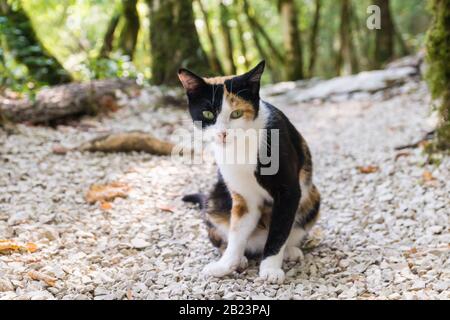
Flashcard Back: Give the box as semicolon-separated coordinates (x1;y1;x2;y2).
245;60;265;85
228;60;265;95
178;68;206;95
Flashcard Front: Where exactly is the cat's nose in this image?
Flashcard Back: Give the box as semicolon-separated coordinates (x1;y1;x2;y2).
218;131;227;144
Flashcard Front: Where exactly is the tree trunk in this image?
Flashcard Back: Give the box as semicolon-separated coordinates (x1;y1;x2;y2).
393;22;410;57
100;11;121;58
308;0;321;77
241;0;282;81
336;0;359;75
118;0;140;60
235;10;250;70
196;0;224;74
0;0;71;85
374;0;395;67
220;1;236;75
426;0;450;150
242;0;284;65
279;0;304;80
0;79;138;124
147;0;210;85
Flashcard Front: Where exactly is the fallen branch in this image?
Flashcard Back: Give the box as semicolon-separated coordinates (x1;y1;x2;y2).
54;131;177;156
0;79;139;124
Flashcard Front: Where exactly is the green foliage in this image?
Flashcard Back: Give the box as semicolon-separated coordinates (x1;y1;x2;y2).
0;0;71;85
426;0;450;99
77;53;142;81
0;0;434;87
425;0;450;150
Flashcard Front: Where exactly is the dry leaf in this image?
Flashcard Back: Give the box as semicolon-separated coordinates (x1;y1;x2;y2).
100;201;113;211
28;270;57;287
357;165;379;174
422;171;435;182
26;242;38;253
157;204;175;213
127;288;133;300
0;240;38;254
52;145;69;155
86;182;130;204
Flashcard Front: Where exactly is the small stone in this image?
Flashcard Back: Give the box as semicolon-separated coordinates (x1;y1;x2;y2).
8;212;29;225
131;238;151;249
411;280;426;290
94;287;109;296
429;226;443;234
94;294;115;300
0;279;14;292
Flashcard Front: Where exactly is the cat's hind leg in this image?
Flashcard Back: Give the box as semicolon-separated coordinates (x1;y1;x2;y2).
284;184;321;262
284;228;306;262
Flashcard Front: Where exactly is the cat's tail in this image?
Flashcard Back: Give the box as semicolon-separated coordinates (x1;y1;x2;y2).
182;193;207;210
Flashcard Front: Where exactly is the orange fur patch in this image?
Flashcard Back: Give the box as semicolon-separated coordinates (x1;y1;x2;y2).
231;192;248;218
224;91;256;120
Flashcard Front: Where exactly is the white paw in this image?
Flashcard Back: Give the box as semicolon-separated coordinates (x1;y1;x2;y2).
236;256;248;272
284;246;304;262
259;267;285;284
202;260;236;278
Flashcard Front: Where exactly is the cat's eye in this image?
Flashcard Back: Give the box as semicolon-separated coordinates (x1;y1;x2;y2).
202;110;215;120
230;109;244;119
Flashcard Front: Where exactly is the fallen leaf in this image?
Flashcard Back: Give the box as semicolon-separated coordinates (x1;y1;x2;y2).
0;240;21;253
422;170;435;182
52;145;69;155
357;165;379;174
0;240;38;254
100;201;113;211
28;270;57;287
86;182;130;204
26;243;38;253
157;204;175;213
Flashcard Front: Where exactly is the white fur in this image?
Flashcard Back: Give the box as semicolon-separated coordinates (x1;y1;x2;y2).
202;100;304;282
203;100;272;278
259;244;286;284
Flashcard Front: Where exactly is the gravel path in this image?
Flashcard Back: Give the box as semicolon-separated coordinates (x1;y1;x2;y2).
0;80;448;300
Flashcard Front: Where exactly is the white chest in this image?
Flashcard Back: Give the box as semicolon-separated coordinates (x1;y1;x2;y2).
213;145;271;204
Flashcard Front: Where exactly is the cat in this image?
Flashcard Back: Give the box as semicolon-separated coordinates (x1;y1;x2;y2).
178;61;321;284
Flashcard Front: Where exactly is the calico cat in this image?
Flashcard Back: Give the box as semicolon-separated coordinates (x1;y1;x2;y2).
178;61;320;284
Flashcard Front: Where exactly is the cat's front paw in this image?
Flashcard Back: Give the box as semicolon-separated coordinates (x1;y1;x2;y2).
259;267;285;284
202;261;236;278
284;246;304;262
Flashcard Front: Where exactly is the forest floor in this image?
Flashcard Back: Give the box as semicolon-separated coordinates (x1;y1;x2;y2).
0;71;449;299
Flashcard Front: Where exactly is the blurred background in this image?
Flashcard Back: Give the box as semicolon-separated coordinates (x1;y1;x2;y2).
0;0;431;88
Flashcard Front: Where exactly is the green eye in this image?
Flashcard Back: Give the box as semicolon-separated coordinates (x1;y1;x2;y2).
202;111;214;120
230;109;244;119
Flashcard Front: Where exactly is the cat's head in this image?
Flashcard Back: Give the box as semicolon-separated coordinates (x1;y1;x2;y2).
178;61;265;145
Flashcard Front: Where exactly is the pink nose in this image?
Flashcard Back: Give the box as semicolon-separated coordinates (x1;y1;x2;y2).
218;131;227;144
